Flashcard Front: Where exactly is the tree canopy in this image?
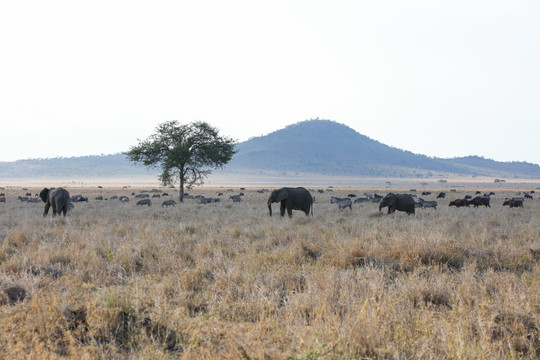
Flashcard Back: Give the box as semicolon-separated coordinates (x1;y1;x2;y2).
125;121;237;201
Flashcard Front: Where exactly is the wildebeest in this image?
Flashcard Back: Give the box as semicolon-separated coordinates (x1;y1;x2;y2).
348;194;356;198
354;197;370;203
229;195;242;202
464;195;472;200
71;195;88;202
469;196;491;208
331;197;352;210
135;194;150;198
422;191;431;196
136;199;151;207
503;199;524;208
525;194;533;199
437;192;446;199
0;197;5;203
119;196;130;202
95;196;103;200
449;199;470;207
152;194;161;198
161;199;176;207
417;198;437;209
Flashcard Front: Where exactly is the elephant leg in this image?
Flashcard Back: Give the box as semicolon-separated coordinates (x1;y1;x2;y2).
287;202;293;217
280;201;286;217
43;203;50;217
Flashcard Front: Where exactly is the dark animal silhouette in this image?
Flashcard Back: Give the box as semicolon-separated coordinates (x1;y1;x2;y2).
469;196;490;208
268;187;313;217
379;193;415;215
449;199;470;207
136;199;151;207
40;187;71;217
503;199;523;208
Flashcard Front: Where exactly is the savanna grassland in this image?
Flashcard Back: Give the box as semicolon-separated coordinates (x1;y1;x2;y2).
0;185;539;359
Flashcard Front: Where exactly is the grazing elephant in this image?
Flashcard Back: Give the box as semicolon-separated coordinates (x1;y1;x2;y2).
267;187;313;217
379;193;415;215
40;187;71;217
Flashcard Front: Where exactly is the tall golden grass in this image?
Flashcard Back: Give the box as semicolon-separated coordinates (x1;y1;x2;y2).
0;186;539;359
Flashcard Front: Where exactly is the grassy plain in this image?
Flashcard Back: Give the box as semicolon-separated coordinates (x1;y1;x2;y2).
0;184;539;359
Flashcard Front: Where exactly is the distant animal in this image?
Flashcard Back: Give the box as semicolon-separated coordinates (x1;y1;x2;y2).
135;194;150;198
240;187;246;191
119;196;129;202
0;197;5;203
162;192;169;196
379;193;415;215
464;195;472;200
95;196;103;200
71;195;88;202
110;196;119;200
229;195;242;203
449;199;470;207
417;198;437;210
217;192;223;196
437;192;446;199
161;199;176;207
331;197;352;210
136;199;151;207
152;194;161;198
525;194;533;199
25;192;32;196
422;191;431;196
40;187;71;217
347;194;356;198
503;199;523;208
475;191;481;195
469;196;491;208
354;197;370;203
267;187;313;217
317;189;324;194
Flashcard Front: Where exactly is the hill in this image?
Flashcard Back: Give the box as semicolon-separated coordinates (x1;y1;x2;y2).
1;120;539;180
226;120;540;178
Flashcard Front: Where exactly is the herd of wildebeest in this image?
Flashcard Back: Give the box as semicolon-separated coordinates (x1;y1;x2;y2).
0;184;537;218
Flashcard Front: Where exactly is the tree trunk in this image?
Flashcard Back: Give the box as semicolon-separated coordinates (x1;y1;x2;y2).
179;174;184;203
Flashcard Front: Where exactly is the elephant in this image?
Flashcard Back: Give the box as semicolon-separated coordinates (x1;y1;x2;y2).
379;193;415;215
39;187;71;217
267;187;313;217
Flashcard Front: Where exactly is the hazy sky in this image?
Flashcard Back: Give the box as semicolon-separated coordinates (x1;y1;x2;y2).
1;1;539;164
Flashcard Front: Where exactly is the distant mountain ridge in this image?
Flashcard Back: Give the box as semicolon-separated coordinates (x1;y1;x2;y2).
226;120;540;178
1;120;539;179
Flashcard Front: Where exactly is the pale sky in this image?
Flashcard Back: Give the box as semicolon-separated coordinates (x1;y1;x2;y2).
1;1;539;164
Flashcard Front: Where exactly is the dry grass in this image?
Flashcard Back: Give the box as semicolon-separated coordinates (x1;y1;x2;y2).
0;185;539;359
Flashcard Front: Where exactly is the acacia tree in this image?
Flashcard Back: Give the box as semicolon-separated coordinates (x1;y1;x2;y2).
125;121;237;202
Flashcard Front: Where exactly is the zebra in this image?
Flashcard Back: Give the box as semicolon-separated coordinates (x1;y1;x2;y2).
331;197;352;210
417;198;437;209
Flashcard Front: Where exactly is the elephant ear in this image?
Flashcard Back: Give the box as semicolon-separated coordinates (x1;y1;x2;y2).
39;188;49;203
275;188;289;202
